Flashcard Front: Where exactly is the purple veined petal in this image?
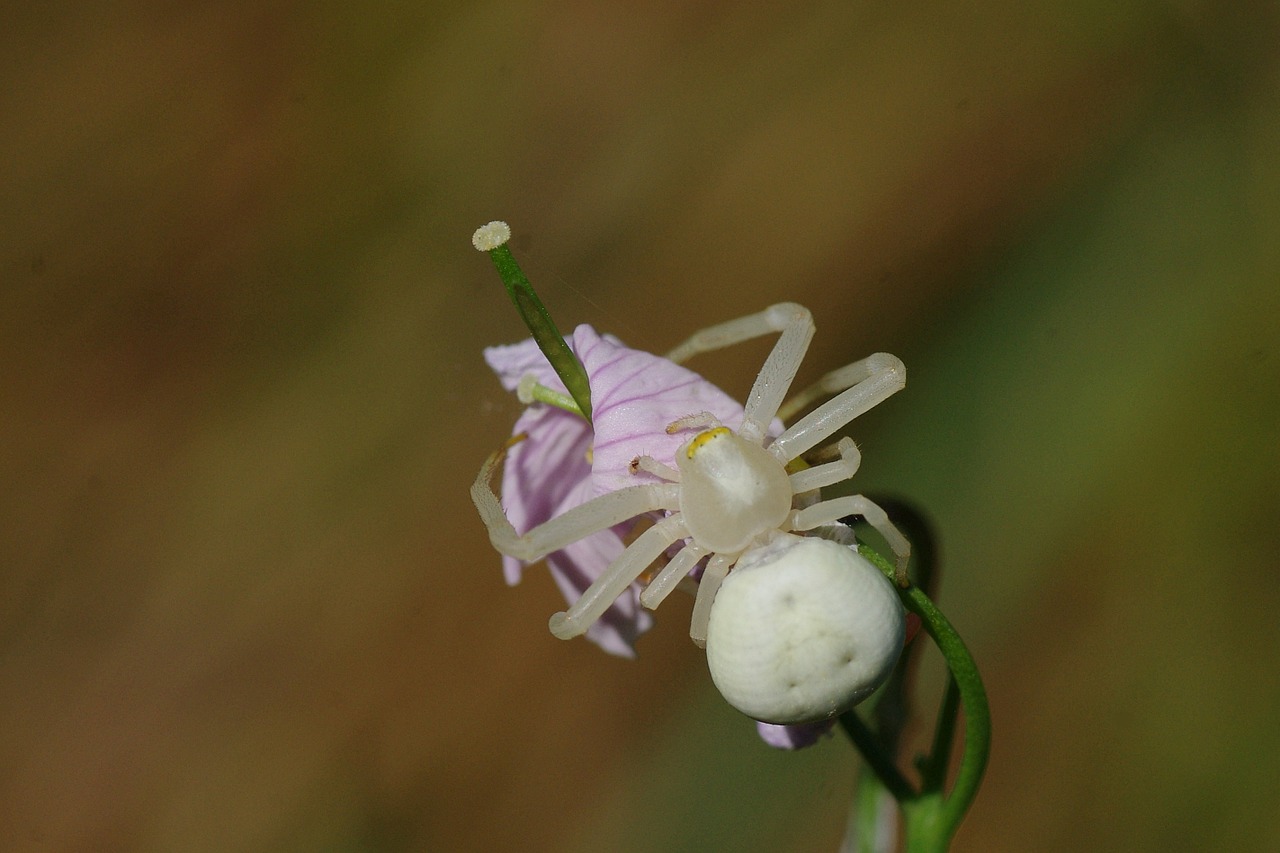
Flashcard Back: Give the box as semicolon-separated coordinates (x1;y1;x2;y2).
487;324;752;492
484;337;568;394
756;719;836;750
497;405;593;585
569;325;749;493
492;391;655;657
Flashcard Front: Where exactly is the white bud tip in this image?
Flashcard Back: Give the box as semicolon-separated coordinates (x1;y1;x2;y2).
472;221;511;252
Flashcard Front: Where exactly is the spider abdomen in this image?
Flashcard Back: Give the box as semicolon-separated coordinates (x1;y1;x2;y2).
704;534;905;725
676;428;791;553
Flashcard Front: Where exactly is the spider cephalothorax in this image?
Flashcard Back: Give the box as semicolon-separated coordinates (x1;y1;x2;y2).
473;303;910;723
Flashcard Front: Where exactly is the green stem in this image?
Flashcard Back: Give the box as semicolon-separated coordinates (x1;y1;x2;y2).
838;708;916;803
918;676;961;791
850;771;897;853
898;581;990;843
856;544;991;850
480;239;593;422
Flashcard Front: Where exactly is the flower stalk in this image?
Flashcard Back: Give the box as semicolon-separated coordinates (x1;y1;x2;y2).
842;531;990;852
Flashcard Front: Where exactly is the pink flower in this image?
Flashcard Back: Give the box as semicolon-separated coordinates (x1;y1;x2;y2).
484;324;746;657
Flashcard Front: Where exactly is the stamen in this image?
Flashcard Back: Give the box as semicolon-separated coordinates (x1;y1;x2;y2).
516;374;585;417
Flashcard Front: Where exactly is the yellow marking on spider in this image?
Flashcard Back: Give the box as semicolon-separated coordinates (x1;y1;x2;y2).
686;427;732;459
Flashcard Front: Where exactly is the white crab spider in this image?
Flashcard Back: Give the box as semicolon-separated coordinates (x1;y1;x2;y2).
472;303;910;724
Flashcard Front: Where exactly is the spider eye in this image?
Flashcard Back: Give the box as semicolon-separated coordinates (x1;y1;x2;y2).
685;427;732;459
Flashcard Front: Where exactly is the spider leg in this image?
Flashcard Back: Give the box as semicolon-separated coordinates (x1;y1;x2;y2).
662;303;815;445
471;445;680;562
550;515;690;639
777;354;903;423
664;302;807;364
639;542;709;609
665;412;721;434
769;353;905;463
689;553;735;648
786;437;861;495
789;494;911;586
629;454;680;481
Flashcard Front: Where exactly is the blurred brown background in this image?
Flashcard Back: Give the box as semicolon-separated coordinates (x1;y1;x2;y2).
3;2;1278;851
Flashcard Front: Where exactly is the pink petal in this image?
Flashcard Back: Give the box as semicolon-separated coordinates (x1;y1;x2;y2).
483;336;568;394
756;719;836;750
569;325;747;492
496;405;592;585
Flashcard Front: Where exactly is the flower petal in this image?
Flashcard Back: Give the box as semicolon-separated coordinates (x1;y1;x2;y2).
496;405;591;584
490;379;654;656
755;719;836;750
484;337;567;394
569;325;747;492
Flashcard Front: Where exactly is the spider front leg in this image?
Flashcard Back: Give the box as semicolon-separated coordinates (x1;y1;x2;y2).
664;302;811;366
768;352;905;462
471;444;680;564
790;494;911;586
663;302;816;444
777;355;908;423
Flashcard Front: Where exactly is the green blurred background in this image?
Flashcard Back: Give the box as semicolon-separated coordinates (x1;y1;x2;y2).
3;2;1277;851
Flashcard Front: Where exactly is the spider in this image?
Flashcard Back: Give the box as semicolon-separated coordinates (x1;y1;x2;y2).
472;303;911;721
